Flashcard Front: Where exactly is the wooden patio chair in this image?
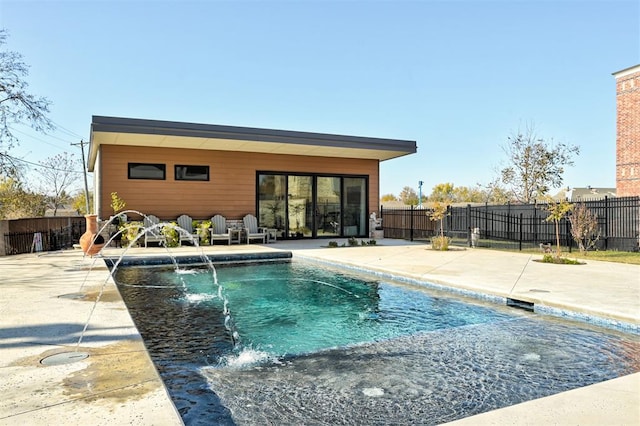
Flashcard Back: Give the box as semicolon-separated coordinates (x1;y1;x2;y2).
143;214;166;247
177;214;200;246
211;215;232;245
243;214;267;244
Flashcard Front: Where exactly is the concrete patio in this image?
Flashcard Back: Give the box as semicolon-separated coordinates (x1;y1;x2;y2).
1;239;638;425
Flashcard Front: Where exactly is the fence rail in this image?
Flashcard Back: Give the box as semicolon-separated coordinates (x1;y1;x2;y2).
381;196;640;252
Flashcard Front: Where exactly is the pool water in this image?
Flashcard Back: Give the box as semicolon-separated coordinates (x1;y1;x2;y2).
201;262;516;357
113;260;640;425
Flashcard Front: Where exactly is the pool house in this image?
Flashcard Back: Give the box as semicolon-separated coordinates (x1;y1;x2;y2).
88;116;416;240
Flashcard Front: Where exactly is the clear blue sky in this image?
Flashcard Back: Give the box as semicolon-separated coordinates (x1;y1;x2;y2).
1;0;638;197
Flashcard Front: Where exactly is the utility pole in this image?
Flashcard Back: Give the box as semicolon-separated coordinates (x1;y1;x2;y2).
418;180;424;207
71;139;91;214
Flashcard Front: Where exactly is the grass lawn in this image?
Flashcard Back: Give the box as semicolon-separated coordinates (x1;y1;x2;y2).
445;237;640;265
495;247;640;265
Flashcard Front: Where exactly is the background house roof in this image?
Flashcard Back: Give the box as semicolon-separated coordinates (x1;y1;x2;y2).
552;187;617;202
88;116;417;171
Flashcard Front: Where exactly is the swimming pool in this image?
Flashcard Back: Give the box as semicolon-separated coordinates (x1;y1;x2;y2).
111;256;640;425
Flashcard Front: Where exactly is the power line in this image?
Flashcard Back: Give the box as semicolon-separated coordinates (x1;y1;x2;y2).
3;153;84;174
9;126;71;150
49;119;84;139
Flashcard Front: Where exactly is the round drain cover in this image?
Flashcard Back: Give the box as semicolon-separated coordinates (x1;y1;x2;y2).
40;352;89;366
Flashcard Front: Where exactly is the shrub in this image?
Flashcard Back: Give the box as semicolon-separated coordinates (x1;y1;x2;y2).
348;237;359;246
328;241;339;248
110;191;126;215
119;221;142;246
195;220;212;245
540;254;582;265
162;222;180;247
431;235;451;251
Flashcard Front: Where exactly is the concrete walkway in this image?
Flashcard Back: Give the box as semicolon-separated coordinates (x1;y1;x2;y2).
0;239;638;425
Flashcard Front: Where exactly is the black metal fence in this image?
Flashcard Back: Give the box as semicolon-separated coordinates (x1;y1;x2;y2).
3;224;85;255
380;196;640;252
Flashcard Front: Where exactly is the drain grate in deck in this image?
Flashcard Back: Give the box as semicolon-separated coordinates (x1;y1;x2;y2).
506;298;535;312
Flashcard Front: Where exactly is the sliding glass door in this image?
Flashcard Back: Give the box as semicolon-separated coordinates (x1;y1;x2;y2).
257;172;367;239
343;177;366;236
316;176;341;237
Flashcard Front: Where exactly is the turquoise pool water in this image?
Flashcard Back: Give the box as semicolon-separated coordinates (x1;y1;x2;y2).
113;259;640;425
192;262;516;357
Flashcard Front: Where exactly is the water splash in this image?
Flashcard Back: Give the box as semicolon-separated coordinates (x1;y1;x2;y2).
176;268;201;275
75;211;241;351
217;348;277;369
185;293;216;303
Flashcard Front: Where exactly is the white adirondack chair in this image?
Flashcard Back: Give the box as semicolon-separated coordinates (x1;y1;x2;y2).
243;214;267;244
177;214;200;245
211;215;232;245
143;214;166;247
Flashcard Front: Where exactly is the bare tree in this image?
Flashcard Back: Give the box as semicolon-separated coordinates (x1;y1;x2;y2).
500;125;579;204
0;29;54;175
569;203;600;253
36;152;81;216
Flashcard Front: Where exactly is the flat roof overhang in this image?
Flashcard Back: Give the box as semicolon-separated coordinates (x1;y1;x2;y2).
87;116;417;172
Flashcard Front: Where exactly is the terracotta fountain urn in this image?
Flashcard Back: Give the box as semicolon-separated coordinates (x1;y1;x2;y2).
79;214;105;256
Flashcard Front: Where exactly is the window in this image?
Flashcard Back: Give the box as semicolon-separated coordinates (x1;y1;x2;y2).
175;165;209;181
128;163;166;180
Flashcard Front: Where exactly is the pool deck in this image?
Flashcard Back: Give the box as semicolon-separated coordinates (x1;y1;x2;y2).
1;239;638;425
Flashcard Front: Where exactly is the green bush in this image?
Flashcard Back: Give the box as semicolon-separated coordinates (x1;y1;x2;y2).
119;221;142;246
328;241;339;248
195;220;212;245
348;237;359;246
162;222;180;247
541;254;582;265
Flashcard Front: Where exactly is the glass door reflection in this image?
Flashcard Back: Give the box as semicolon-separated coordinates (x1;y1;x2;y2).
287;175;312;238
316;176;341;237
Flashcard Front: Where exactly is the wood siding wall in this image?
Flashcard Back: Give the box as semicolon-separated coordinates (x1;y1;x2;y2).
98;145;380;221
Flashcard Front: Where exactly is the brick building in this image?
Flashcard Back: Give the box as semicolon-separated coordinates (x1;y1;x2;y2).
613;64;640;196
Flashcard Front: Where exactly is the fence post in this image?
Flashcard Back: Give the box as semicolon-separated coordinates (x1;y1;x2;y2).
0;220;9;256
410;204;414;242
604;196;609;250
484;203;488;236
533;208;539;244
519;213;523;251
467;204;471;247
